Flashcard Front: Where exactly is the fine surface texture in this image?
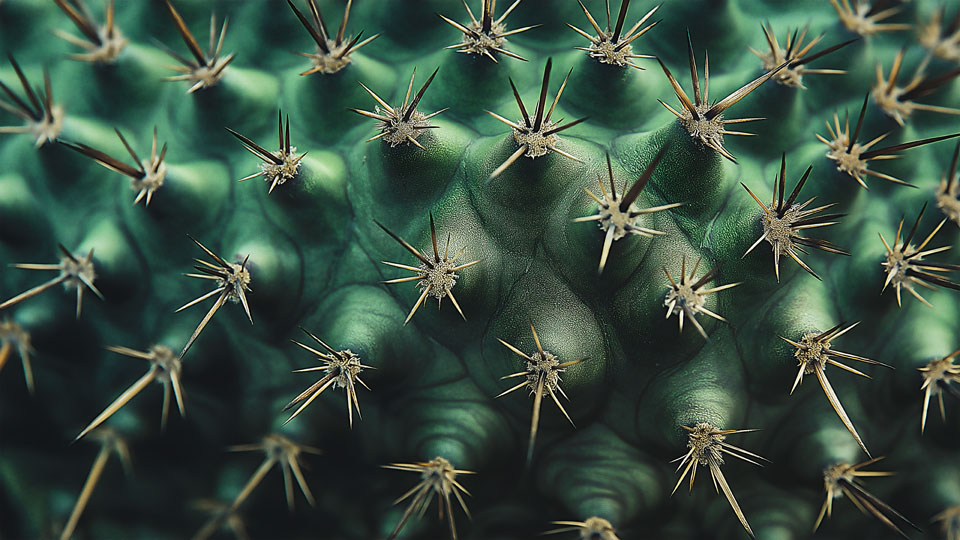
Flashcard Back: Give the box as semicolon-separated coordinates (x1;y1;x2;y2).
1;1;959;539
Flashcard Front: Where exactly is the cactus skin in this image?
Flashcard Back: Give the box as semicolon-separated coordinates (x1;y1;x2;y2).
1;1;960;539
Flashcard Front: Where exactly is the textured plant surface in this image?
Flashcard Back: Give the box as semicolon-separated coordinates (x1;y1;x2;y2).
2;1;960;539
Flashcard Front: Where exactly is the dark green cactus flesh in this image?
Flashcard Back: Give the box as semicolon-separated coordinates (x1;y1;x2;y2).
3;1;960;539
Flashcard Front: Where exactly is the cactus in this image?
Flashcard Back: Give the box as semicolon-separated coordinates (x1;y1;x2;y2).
3;1;960;539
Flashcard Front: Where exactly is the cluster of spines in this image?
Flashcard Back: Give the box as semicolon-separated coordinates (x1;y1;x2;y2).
2;2;960;539
781;322;891;456
829;0;911;36
741;154;848;281
0;244;103;319
156;0;235;94
574;147;681;274
567;0;660;70
496;324;586;465
878;203;960;307
662;256;739;340
815;457;920;539
174;236;253;360
919;349;960;434
74;344;184;441
0;318;34;393
487;57;587;180
657;32;789;162
62;127;169;206
52;0;126;63
937;141;960;225
376;215;479;324
671;423;767;538
194;434;321;540
287;0;379;76
281;327;372;428
0;54;63;147
350;67;446;149
918;6;960;62
438;0;534;63
749;23;853;89
871;48;960;126
818;93;960;189
227;110;307;193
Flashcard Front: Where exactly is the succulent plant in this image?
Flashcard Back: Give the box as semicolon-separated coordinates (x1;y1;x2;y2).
3;1;960;540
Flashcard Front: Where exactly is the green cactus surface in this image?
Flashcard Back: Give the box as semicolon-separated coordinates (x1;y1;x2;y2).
2;1;960;539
